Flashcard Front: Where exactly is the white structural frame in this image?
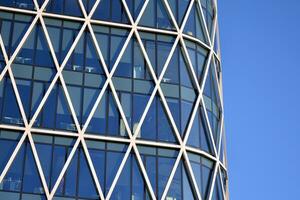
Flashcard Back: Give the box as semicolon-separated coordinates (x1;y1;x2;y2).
0;0;228;199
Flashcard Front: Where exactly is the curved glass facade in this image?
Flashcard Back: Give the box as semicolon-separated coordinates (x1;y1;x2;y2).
0;0;228;199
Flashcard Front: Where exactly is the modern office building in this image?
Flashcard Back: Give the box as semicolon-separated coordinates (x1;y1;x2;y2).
0;0;227;199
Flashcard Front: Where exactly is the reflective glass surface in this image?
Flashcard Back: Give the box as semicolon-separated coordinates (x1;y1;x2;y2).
0;0;225;199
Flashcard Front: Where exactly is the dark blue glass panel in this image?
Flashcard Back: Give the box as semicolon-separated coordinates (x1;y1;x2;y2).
2;143;25;192
34;83;57;129
181;100;193;135
1;79;23;125
15;79;31;120
93;0;129;23
140;97;157;141
167;162;182;200
158;157;176;199
111;155;131;200
187;108;212;153
157;97;176;143
212;175;224;200
202;159;213;199
105;151;126;195
35;26;55;68
157;0;173;29
133;94;149;132
140;0;174;30
0;0;35;10
115;40;133;78
35;143;52;188
14;25;35;65
56;86;75;131
168;0;189;26
163;47;179;84
107;92;121;136
64;0;82;17
47;0;63;15
83;89;106;134
78;149;98;199
89;148;105;191
126;0;144;20
22;144;44;194
145;156;156;196
85;33;104;74
51;146;66;194
0;138;19;173
10;17;33;56
166;98;180;132
64;149;78;196
132;155;147;199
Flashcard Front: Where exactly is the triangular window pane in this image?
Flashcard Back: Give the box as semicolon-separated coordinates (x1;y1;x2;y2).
104;143;128;196
93;0;129;24
167;161;197;199
184;39;209;81
44;18;82;65
0;0;35;10
32;83;77;132
0;12;34;58
32;134;76;193
140;31;175;78
167;0;190;26
140;96;177;143
107;90;129;137
137;145;178;199
111;153;151;199
0;130;23;174
22;143;45;194
0;77;24;126
77;148;99;199
82;88;106;135
56;85;77;131
92;25;129;71
86;140;106;192
188;152;214;199
139;0;174;30
45;0;83;17
126;0;145;21
52;149;78;197
2;138;26;192
184;2;207;43
187;106;213;153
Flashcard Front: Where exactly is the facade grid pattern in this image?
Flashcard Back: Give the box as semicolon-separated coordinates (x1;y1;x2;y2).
0;0;228;199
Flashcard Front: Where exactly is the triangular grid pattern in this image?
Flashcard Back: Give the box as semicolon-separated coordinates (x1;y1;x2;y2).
0;0;226;199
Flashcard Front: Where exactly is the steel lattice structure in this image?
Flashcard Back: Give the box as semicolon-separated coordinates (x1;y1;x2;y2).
0;0;228;199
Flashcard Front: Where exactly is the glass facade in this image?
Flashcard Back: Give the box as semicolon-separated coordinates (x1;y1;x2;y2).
0;0;227;200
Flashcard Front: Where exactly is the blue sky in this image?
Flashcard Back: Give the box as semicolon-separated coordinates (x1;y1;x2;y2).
218;0;300;199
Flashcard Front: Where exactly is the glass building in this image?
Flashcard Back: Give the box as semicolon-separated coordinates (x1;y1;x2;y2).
0;0;228;199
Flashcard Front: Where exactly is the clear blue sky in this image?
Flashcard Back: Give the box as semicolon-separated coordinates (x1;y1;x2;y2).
219;0;300;199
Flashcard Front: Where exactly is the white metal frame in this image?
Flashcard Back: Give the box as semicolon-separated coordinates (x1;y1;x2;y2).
0;0;228;199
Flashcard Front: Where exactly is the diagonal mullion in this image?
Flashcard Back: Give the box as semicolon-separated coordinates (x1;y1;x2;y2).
0;24;51;198
218;166;227;200
0;15;39;82
179;0;195;33
162;0;180;31
208;161;219;200
183;150;202;200
160;149;183;200
195;0;212;46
